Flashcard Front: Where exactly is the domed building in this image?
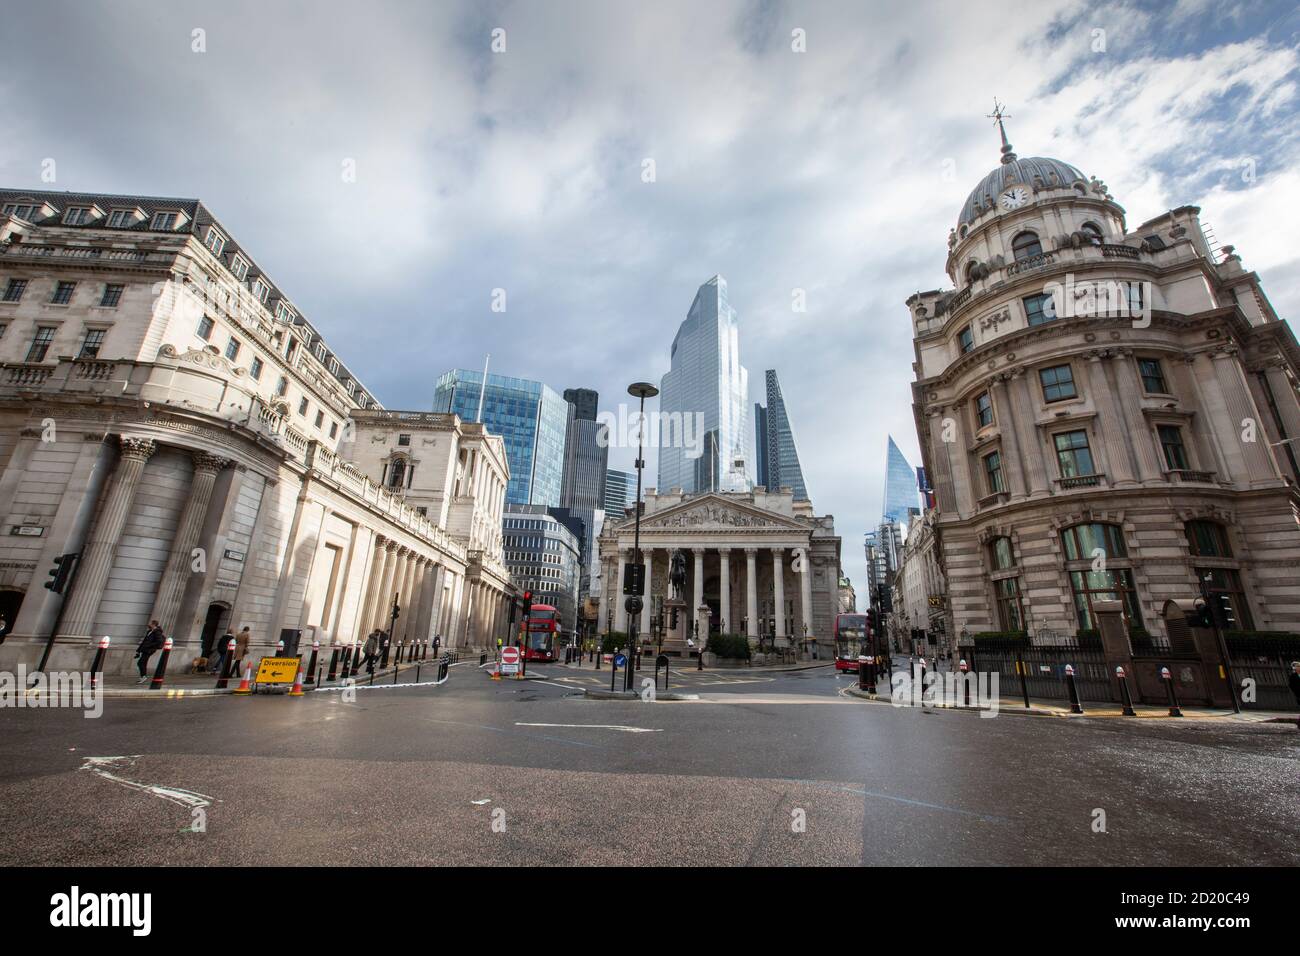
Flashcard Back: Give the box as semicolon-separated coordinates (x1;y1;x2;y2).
908;116;1300;657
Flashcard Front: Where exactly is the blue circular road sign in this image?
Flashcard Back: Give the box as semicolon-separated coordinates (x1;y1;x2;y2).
614;654;627;668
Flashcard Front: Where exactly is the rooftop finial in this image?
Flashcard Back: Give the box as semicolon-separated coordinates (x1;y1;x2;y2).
987;98;1017;165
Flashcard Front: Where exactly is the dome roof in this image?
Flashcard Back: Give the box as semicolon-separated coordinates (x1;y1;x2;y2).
958;156;1085;228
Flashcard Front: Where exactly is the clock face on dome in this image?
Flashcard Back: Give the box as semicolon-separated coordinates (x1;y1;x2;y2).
1000;187;1029;210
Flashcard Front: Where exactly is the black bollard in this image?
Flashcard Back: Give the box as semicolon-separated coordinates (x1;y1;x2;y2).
960;659;970;706
610;655;618;692
1064;664;1084;714
89;636;110;690
351;642;362;675
149;638;174;690
380;638;390;668
216;638;236;689
326;646;341;683
697;649;703;671
1016;653;1031;709
1162;666;1183;717
305;640;320;685
1116;665;1136;717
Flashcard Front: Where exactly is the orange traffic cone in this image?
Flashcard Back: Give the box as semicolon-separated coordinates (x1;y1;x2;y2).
288;668;304;697
491;665;501;681
232;664;253;695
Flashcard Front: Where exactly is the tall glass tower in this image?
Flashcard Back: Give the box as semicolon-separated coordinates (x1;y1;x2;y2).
756;369;809;500
433;368;569;507
657;276;753;494
883;435;920;524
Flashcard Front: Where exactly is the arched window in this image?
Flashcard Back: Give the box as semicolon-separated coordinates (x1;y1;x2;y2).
386;457;406;489
1081;221;1104;245
1060;522;1142;630
965;261;979;284
1011;230;1042;262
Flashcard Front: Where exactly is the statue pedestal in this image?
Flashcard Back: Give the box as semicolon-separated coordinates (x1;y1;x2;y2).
662;596;688;656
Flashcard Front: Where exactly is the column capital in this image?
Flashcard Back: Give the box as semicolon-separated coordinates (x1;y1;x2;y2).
118;436;156;461
385;540;401;553
744;547;759;556
692;547;706;557
192;451;231;474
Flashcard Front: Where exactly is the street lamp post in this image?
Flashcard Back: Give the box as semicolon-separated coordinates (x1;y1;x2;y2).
624;382;659;692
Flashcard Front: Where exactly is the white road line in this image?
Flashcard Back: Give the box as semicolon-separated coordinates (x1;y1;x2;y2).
79;756;213;810
515;722;663;733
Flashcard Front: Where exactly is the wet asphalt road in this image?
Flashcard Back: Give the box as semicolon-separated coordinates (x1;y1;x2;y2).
1;662;1296;866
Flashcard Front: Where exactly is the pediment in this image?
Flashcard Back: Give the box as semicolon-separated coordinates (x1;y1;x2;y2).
631;494;807;532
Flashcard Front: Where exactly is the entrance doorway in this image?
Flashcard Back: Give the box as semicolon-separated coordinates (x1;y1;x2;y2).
0;589;24;641
199;602;231;657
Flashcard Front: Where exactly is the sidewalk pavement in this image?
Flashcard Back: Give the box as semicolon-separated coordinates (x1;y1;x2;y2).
844;683;1298;723
552;653;833;675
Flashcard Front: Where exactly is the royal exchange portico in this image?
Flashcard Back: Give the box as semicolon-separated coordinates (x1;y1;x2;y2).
598;487;841;655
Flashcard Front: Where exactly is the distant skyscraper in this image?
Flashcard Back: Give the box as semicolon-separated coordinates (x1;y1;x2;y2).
604;468;637;518
883;435;920;524
560;387;607;596
754;402;769;489
755;369;809;500
433;368;569;506
657;275;753;494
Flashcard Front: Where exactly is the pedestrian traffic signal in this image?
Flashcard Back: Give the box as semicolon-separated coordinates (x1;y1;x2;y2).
522;590;533;617
44;553;79;594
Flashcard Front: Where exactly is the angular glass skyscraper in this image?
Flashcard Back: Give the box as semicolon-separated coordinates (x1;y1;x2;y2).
657;276;753;494
433;368;568;506
883;435;920;524
603;468;637;519
756;369;809;500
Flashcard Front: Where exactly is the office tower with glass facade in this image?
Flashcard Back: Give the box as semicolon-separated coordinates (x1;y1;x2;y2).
657;275;754;494
433;368;569;507
883;435;920;524
604;468;637;519
502;505;582;632
755;369;809;500
754;402;769;489
560;387;607;595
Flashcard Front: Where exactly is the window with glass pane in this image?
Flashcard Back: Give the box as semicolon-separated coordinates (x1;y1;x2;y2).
298;397;309;416
1137;358;1167;393
1039;364;1077;402
151;211;177;230
1023;292;1057;326
1196;567;1253;630
26;326;57;362
197;316;214;340
975;391;993;428
51;281;76;304
100;284;124;307
1055;430;1095;477
1062;523;1127;560
983;450;1004;494
996;577;1023;631
989;536;1015;570
1081;222;1104;244
1012;231;1042;261
388;458;406;488
1157;424;1188;470
79;329;106;358
248;357;263;380
276;376;288;397
1185;520;1231;557
1127;281;1145;316
2;279;27;302
225;338;241;361
1070;567;1142;630
958;326;974;353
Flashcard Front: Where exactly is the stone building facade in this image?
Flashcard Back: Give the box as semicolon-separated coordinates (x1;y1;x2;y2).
907;131;1300;642
889;509;948;655
597;486;841;652
0;188;512;674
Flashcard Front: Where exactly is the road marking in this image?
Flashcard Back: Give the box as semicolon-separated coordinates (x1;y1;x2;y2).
79;756;213;810
515;722;663;733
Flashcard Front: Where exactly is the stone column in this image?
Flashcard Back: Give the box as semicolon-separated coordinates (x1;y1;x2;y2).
772;549;787;645
1114;355;1164;481
990;375;1026;498
1214;349;1284;483
1086;353;1136;485
745;548;759;640
358;535;387;637
403;556;424;641
1009;370;1050;496
59;437;156;638
692;547;705;630
719;548;732;634
150;452;229;636
1263;364;1300;481
614;550;629;633
641;547;653;640
799;549;814;640
372;543;401;633
398;552;419;637
946;403;975;515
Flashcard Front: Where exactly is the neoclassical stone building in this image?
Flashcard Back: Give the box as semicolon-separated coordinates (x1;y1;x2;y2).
0;188;513;674
597;486;841;652
908;125;1300;641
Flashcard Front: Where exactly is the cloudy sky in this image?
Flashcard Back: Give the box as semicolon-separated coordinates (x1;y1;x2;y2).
3;0;1298;601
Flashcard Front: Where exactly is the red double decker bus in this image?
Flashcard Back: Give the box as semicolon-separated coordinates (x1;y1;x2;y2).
833;613;871;672
521;603;560;662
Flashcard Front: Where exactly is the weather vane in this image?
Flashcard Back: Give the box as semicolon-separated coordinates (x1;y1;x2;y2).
987;98;1016;164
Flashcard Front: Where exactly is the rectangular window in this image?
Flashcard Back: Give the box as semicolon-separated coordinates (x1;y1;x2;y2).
298;397;309;417
983;450;1004;494
1070;568;1142;630
225;337;241;361
25;326;57;363
252;278;270;304
995;577;1023;632
151;211;178;230
78;328;107;359
1197;567;1254;631
1186;521;1231;558
276;301;295;324
205;227;226;257
107;209;135;228
276;375;289;397
99;284;124;307
314;410;324;429
1054;429;1095;478
398;434;411;446
50;281;77;305
230;255;249;281
1138;358;1167;394
63;207;91;225
1039;364;1077;402
1158;424;1188;470
249;356;264;380
1023;292;1057;326
975;391;993;428
2;278;27;302
329;421;338;439
958;326;974;354
197;315;214;340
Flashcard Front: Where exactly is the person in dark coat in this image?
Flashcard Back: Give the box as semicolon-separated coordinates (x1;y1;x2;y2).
363;631;380;674
1289;661;1300;727
135;620;166;683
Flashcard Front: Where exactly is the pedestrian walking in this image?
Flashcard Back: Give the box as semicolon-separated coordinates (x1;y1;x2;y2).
0;613;8;645
233;626;252;669
135;620;166;683
212;628;236;673
363;630;380;674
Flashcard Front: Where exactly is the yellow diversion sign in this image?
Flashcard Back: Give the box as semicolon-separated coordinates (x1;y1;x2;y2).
254;656;302;684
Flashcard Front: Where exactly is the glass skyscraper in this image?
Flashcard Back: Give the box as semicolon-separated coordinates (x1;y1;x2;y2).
603;468;637;519
657;275;754;494
433;368;568;507
883;435;920;524
755;369;809;500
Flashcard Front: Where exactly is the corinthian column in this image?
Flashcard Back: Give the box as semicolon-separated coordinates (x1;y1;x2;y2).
359;534;387;636
745;548;758;640
1086;352;1135;485
692;547;705;626
150;452;230;636
772;548;787;645
371;542;400;633
59;437;156;638
719;548;731;634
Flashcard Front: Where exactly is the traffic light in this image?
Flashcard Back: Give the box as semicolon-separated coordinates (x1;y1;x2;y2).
670;607;679;630
44;553;79;594
522;590;533;618
622;564;644;596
